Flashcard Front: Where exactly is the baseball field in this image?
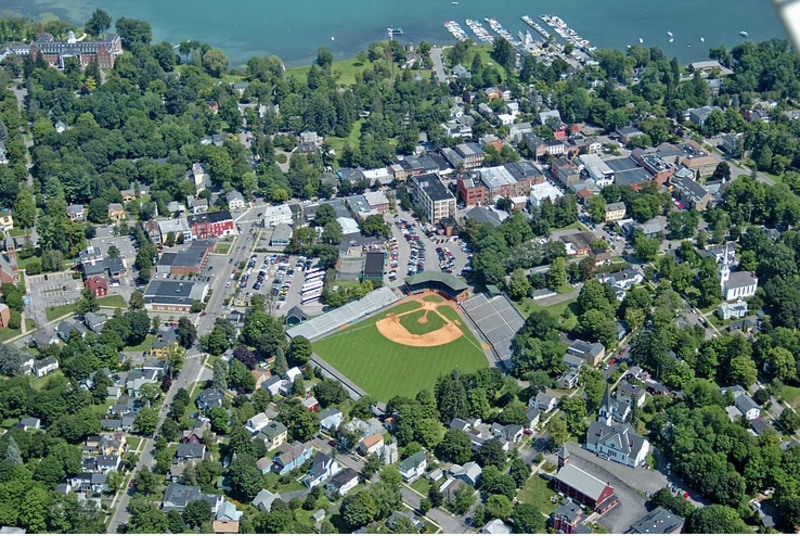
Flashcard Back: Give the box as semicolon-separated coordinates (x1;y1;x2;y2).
311;295;489;401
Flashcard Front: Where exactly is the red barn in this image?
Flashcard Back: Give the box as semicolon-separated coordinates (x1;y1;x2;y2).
188;211;235;239
554;463;618;513
85;276;108;297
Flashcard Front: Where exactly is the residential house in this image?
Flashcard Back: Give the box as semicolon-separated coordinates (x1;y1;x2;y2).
67;204;86;222
451;461;482;487
604;202;626;222
175;443;206;464
480;519;514;534
107;203;125;223
718;300;749;320
216;501;243;522
84;311;108;333
303;451;341;488
597;385;631;425
68;473;107;494
585;421;650;467
15;417;41;431
246;412;271;435
271;441;313;475
80;455;120;474
359;432;385;456
195;388;224;411
557;367;581;390
687;105;721;128
301;396;319;413
398;451;428;482
33;357;59;377
262;376;288;397
377;442;399;465
531;392;557;413
318;408;344;432
252;489;280;512
162;483;222;514
211;520;239;535
326;468;359;497
735;393;761;420
527;407;542;430
551;499;584;534
616;125;645;145
227;191;246;211
257;421;288;451
616;381;646;408
387;511;425;533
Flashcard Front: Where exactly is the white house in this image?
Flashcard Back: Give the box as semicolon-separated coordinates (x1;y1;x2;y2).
263;205;293;228
585;421;650;467
303;451;340;488
530;392;557;413
286;366;303;383
326;468;359;497
33;357;59;377
734;394;761;420
245;412;271;434
398;451;427;482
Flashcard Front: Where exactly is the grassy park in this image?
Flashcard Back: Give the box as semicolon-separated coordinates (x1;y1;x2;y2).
312;301;487;401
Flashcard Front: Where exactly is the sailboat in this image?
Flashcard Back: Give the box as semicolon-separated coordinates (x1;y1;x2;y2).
638;37;643;43
669;38;674;43
700;36;705;42
667;30;673;37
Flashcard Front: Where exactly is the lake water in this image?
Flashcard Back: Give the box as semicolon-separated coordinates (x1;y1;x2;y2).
3;0;787;67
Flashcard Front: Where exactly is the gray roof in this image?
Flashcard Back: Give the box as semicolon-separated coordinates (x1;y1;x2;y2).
555;461;611;501
735;393;760;413
586;421;647;458
629;506;684;534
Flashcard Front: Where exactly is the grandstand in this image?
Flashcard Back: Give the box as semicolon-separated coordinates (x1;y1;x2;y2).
460;292;525;370
404;272;470;302
286;286;401;341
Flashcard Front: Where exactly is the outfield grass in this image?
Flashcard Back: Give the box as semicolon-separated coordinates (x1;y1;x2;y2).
398;308;446;335
45;303;75;321
422;294;443;303
517;474;558;517
96;295;127;309
312;301;488;401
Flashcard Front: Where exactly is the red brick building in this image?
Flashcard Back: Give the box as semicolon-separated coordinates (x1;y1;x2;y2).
0;235;19;284
188;211;235;239
456;175;488;207
85;276;109;297
28;33;123;69
0;303;10;329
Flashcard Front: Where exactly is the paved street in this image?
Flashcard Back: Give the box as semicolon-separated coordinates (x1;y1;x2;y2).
430;47;448;84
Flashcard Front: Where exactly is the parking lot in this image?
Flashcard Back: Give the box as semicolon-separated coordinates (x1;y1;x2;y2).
384;207;471;289
234;252;325;318
26;271;83;327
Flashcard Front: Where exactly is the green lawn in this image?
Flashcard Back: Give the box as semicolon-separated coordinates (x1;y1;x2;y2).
96;295;127;309
398;308;447;335
30;370;64;391
777;384;800;408
124;334;156;354
515;295;579;328
17;255;41;271
517;474;559;517
215;242;232;255
286;58;374;86
312;302;488;401
0;326;20;341
557;221;588;232
410;477;433;495
422;294;443;303
327;120;363;164
45;303;75;321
